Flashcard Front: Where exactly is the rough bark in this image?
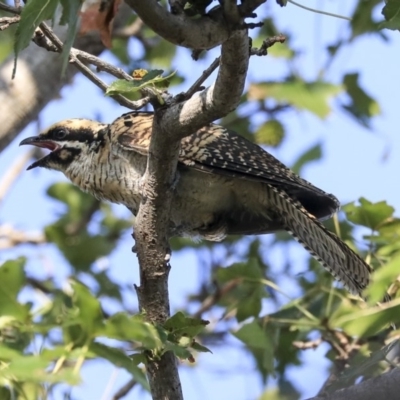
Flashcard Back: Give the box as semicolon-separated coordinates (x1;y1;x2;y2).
124;0;230;49
128;3;249;398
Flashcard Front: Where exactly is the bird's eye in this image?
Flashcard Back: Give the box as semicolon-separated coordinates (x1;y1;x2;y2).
54;128;67;140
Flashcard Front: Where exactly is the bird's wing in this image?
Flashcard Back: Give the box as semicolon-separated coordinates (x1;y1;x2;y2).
112;111;339;219
112;111;152;156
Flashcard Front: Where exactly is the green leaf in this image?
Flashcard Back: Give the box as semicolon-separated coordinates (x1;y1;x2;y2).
351;0;383;38
63;281;104;342
0;353;79;385
236;286;264;322
13;0;59;77
248;79;341;118
367;253;400;303
233;321;274;375
343;198;395;231
191;341;212;354
255;120;285;147
89;342;149;390
291;144;322;175
0;259;29;321
106;70;176;96
163;341;193;361
381;0;400;30
215;259;266;321
59;0;83;76
47;182;97;217
342;73;380;128
45;183;124;270
216;259;263;282
102;313;162;350
164;312;208;338
331;297;400;337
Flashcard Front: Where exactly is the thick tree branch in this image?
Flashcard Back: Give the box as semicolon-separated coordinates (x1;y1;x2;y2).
124;0;230;49
307;367;400;400
125;0;268;50
163;28;250;137
134;113;183;399
134;27;249;400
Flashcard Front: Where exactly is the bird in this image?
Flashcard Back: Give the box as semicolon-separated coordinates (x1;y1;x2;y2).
20;111;371;295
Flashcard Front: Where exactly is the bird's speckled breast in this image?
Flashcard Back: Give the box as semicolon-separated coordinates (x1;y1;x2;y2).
65;144;146;210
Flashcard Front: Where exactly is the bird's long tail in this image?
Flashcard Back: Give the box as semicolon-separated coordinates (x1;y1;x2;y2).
265;184;372;295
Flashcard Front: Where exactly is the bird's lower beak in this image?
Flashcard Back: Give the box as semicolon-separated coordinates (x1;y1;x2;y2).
20;136;60;170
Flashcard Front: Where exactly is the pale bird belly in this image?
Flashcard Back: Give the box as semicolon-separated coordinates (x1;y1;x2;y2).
171;169;235;232
171;168;270;237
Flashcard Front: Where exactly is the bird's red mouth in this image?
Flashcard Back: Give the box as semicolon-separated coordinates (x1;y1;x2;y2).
19;137;62;170
20;136;61;151
30;140;61;151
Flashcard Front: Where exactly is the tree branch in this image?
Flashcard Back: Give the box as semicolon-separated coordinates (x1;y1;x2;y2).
124;0;230;49
162;28;250;138
307;367;400;400
0;225;45;249
133;26;249;400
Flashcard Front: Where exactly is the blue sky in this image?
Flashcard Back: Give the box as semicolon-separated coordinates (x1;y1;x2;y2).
1;1;399;399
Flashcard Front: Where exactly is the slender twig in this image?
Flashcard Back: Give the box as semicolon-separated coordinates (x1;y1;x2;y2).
177;56;220;101
179;35;286;102
317;328;362;395
293;338;323;350
112;378;137;400
37;22;148;110
27;276;53;294
287;0;352;21
70;52;140;109
0;15;19;30
0;2;21;14
0;225;46;249
193;279;241;318
32;28;59;52
250;34;286;56
71;48;133;81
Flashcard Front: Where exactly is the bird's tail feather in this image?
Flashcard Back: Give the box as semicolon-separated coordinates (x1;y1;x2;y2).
265;184;372;295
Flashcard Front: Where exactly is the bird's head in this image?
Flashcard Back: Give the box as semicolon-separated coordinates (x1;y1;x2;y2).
20;119;108;172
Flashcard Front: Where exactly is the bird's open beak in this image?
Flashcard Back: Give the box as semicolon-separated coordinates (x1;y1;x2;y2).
20;136;61;170
20;136;59;151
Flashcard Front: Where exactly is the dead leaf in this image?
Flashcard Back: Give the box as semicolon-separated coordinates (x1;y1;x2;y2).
80;0;121;48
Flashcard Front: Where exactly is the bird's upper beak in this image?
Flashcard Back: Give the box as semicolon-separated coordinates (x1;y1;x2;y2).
20;136;59;150
20;136;61;170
